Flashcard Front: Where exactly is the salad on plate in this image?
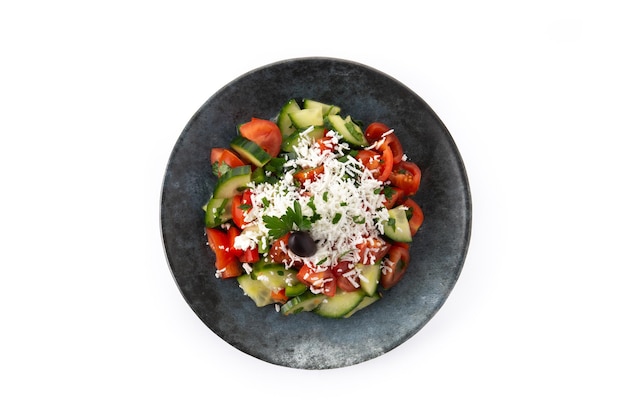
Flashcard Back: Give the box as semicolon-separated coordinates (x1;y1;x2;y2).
202;99;424;318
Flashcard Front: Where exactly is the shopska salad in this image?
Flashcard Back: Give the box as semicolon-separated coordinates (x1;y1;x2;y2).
202;99;424;318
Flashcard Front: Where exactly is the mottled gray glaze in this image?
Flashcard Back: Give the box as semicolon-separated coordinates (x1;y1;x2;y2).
160;57;472;369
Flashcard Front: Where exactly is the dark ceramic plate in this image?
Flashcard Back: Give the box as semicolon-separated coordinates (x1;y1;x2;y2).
161;57;471;369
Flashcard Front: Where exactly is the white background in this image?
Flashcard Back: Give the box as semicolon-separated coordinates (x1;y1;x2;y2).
2;1;624;415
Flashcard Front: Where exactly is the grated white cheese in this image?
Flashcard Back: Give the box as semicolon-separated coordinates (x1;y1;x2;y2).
234;128;390;271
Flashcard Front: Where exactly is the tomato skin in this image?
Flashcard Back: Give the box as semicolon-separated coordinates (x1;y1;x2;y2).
322;277;337;297
238;247;260;263
378;145;393;182
383;186;405;209
403;198;424;236
294;165;324;184
270;288;289;304
210;148;246;177
389;161;421;196
206;227;242;278
231;189;252;229
220;260;243;278
296;264;335;295
238;118;282;158
365;122;404;165
356;237;391;265
269;233;303;268
380;244;410;289
384;135;404;164
332;261;360;292
211;147;245;167
227;225;244;258
364;122;392;144
316;136;336;153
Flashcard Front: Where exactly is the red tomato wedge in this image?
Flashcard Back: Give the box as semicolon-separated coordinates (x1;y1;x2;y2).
205;227;242;278
238;118;282;158
365;122;404;164
380;244;410;289
403;198;424;236
332;261;360;292
231;190;252;229
356;237;391;265
294;165;324;184
210;148;245;176
389;161;421;196
383;186;405;209
296;265;335;296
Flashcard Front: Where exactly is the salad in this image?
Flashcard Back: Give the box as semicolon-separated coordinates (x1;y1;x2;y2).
202;99;424;318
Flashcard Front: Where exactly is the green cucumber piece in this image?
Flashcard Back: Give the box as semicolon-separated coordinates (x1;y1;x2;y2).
356;262;381;297
288;108;324;129
237;274;273;307
383;206;413;243
314;289;365;318
284;281;307;297
280;291;326;315
326;114;368;147
343;292;381;318
230;136;271;167
303;99;341;117
282;126;326;152
203;197;232;227
277;99;301;138
253;264;299;290
213;165;251;199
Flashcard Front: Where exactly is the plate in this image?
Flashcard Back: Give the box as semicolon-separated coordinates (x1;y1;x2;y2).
160;57;471;369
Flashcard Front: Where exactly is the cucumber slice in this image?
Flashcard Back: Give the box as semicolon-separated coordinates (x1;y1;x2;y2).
281;126;327;152
230;136;271;167
253;264;299;290
280;291;326;315
203;197;232;227
343;292;381;318
288;108;324;129
303;99;341;117
277;99;301;138
237;274;273;307
356;262;381;296
213;165;251;199
314;289;365;318
326;114;368;147
284;281;307;297
383;206;413;243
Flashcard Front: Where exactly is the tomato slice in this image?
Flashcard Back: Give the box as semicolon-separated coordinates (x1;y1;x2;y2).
389;161;421;196
220;260;243;279
293;165;324;184
378;145;393;182
380;244;410;289
238;247;260;263
238;118;282;158
365;122;404;164
270;288;289;304
206;227;242;278
269;233;302;268
227;225;244;258
296;264;335;295
364;122;392;144
356;237;391;265
211;147;245;167
383;186;405;209
403;198;424;236
315;136;335;153
332;261;360;292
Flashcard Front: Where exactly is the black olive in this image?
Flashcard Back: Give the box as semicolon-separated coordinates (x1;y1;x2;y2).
288;231;317;257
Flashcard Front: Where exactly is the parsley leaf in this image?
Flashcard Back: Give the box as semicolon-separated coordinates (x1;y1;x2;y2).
212;161;231;178
263;200;316;239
